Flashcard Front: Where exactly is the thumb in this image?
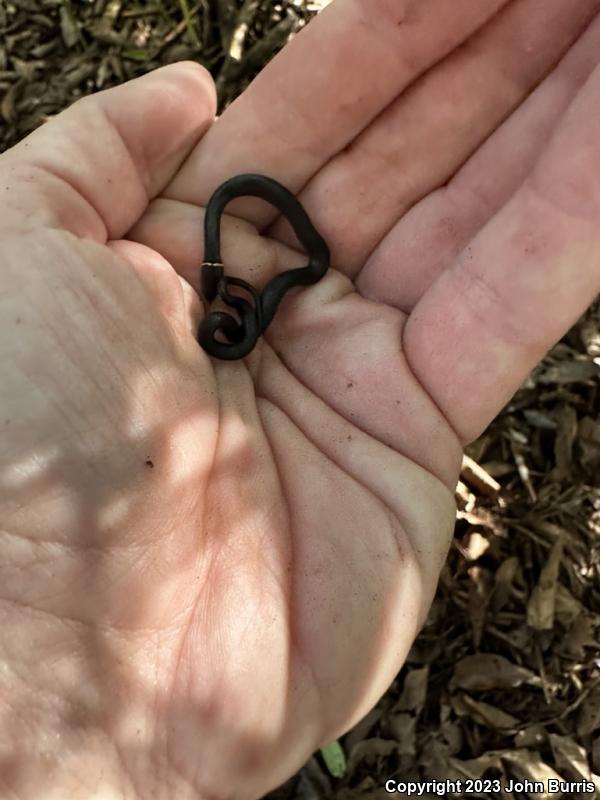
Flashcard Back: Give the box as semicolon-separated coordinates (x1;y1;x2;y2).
0;61;216;242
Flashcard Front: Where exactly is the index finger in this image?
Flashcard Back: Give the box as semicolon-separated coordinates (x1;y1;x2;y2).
161;0;509;223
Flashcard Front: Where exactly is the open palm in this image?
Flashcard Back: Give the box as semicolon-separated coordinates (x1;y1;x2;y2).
1;2;599;799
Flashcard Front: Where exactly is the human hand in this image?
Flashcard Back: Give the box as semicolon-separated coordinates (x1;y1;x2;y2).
2;2;600;800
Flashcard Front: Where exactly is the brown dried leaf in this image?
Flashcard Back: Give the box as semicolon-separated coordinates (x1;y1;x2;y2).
549;733;592;781
11;56;41;80
527;536;563;630
468;566;494;647
552;405;578;479
523;409;558;430
514;726;547;749
537;359;600;385
451;654;537;691
593;738;600;775
580;317;600;357
346;738;398;775
420;738;467;784
577;684;600;736
103;0;123;24
554;583;584;627
578;416;600;472
439;719;463;756
564;614;598;658
59;4;80;48
388;713;416;756
480;460;516;478
579;416;600;445
396;666;429;714
449;752;503;779
0;79;22;122
492;556;521;611
500;751;563;800
495;556;520;586
335;784;391;800
451;694;520;730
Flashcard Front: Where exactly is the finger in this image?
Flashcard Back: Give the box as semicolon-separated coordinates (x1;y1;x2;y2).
403;63;600;445
267;0;600;272
0;62;216;241
159;0;509;222
358;10;600;311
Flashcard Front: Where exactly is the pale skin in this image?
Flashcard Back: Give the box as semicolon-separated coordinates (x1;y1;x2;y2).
1;0;600;797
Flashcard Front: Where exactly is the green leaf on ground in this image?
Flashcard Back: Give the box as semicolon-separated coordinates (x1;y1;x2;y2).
320;740;346;778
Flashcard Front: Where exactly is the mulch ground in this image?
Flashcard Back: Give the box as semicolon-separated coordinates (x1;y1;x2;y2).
1;2;599;798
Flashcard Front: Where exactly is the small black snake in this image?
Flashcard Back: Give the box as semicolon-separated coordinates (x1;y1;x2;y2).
197;174;330;360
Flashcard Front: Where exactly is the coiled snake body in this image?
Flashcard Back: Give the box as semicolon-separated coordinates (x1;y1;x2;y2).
198;174;330;360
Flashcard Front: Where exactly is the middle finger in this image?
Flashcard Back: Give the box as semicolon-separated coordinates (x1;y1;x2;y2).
266;0;600;274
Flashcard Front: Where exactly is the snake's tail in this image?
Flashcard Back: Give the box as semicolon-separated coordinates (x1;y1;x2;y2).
198;276;265;359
